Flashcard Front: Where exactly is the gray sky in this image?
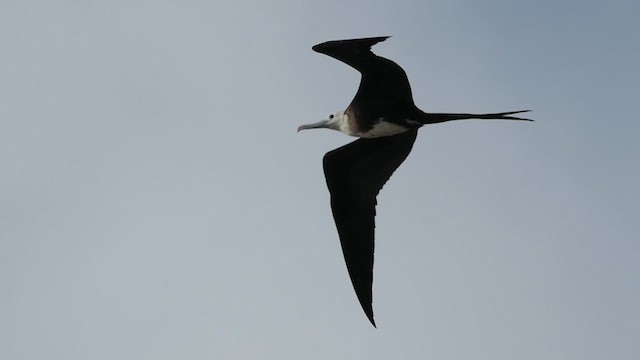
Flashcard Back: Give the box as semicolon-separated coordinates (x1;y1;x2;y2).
1;1;638;359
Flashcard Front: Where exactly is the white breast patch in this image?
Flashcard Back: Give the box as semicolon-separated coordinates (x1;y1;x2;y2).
357;118;411;138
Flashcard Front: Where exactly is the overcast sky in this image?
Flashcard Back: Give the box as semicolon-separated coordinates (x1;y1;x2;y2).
1;1;638;359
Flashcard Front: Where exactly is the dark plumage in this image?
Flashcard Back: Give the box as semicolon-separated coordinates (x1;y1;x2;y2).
298;37;531;327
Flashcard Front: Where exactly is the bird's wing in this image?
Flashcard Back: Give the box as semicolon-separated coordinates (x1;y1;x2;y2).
312;36;415;114
322;129;418;326
312;36;391;74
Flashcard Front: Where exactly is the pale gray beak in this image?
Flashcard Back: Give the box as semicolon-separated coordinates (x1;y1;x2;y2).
297;119;330;132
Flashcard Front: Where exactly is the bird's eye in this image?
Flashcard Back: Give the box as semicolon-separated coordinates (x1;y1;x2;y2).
329;114;334;119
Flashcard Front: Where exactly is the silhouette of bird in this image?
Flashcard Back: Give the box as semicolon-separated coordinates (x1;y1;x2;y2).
298;36;531;327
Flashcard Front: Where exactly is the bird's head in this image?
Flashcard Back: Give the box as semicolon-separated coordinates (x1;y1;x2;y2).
297;111;347;133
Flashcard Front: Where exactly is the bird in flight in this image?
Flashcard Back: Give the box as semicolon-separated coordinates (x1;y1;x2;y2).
298;36;531;327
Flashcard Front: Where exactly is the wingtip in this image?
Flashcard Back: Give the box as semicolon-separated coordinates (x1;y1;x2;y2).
370;318;377;328
364;308;377;328
312;36;392;53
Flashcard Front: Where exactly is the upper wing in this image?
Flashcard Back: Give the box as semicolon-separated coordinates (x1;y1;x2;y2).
322;129;418;326
312;36;416;116
312;36;391;74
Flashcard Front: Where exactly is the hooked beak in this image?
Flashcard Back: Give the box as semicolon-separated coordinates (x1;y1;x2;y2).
297;119;330;132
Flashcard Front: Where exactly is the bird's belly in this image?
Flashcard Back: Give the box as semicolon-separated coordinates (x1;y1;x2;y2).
355;119;412;138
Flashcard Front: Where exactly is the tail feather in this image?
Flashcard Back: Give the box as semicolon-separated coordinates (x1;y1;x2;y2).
418;110;533;124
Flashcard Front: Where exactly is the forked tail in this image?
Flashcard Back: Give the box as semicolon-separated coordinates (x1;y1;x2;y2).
418;110;532;124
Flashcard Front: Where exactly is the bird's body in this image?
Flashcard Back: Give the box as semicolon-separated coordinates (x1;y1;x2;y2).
298;36;531;327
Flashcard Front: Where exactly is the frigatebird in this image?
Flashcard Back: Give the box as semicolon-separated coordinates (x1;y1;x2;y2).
298;36;531;327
